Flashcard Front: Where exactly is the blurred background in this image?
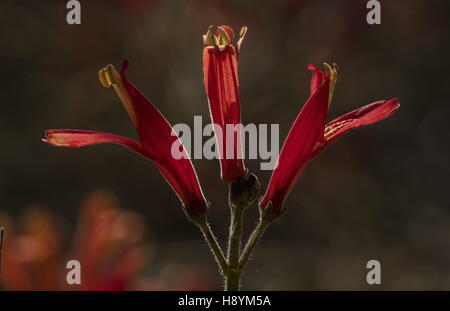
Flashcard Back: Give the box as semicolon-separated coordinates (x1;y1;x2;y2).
0;0;449;290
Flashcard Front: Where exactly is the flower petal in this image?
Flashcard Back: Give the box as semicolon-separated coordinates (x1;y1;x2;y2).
117;61;177;157
45;128;208;218
44;129;146;156
314;98;400;155
156;161;208;218
259;74;330;216
117;62;209;217
307;64;329;95
203;38;246;182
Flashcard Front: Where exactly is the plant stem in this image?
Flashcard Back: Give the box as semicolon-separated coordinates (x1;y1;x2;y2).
227;207;244;267
225;267;242;291
196;218;228;275
225;206;244;290
239;217;271;269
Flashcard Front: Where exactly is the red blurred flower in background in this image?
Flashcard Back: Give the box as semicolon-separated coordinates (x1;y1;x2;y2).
203;25;248;182
44;61;207;220
0;191;216;291
0;191;144;290
260;64;400;216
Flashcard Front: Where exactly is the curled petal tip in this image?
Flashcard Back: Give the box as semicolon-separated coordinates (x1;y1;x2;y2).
380;98;400;111
388;98;401;113
203;25;215;46
43;133;68;147
203;25;241;48
218;25;234;41
43;130;79;147
217;26;232;45
42;130;54;145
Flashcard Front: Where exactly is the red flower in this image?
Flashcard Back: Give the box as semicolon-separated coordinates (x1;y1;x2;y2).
44;61;207;219
0;191;144;291
260;64;400;216
0;191;217;291
202;25;248;182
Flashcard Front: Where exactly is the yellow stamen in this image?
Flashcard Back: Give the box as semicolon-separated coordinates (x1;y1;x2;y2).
98;64;137;124
323;63;340;107
236;26;248;55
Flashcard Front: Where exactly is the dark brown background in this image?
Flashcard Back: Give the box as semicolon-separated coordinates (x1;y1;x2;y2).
0;0;449;290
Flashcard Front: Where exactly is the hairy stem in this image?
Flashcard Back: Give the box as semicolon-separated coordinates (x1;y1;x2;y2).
225;268;242;291
239;217;271;269
225;207;244;290
227;207;244;267
196;218;228;275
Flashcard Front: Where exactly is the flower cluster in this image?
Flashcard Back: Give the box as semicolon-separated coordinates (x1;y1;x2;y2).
44;25;398;220
43;26;399;290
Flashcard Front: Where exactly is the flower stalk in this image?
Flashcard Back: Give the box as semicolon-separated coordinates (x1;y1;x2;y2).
225;205;244;290
239;211;273;270
195;217;228;275
225;173;260;290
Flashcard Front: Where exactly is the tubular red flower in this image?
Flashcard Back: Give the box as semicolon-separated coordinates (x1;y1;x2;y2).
259;66;330;216
202;25;247;182
44;61;207;219
260;64;400;217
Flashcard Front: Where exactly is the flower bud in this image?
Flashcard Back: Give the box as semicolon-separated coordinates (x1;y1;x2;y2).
229;172;260;209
